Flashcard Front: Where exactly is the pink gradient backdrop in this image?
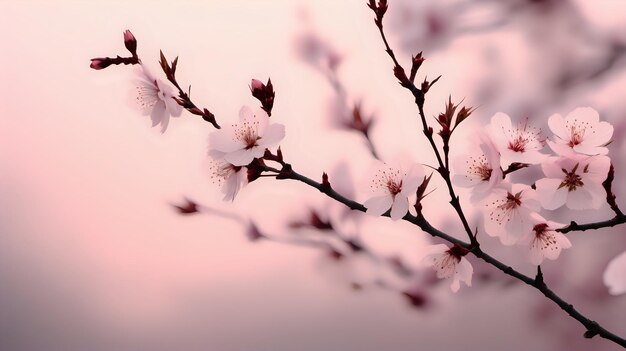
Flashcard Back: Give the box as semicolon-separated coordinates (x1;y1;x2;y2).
1;1;626;350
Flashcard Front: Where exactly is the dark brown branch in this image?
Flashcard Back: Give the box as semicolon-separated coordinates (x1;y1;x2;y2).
557;215;626;234
369;5;476;246
159;51;220;129
264;161;626;348
366;3;626;347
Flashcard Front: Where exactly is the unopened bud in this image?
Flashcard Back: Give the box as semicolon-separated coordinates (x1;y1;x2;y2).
123;30;137;56
89;58;110;70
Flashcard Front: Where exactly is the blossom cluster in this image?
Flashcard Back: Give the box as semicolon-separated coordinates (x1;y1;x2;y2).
91;30;621;299
445;108;611;289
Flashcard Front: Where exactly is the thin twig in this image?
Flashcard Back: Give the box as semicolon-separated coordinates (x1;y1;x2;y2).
263;162;626;348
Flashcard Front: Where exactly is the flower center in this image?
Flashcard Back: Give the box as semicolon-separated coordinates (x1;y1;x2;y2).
568;127;584;147
558;164;584;191
386;179;403;196
233;120;261;149
508;135;527;152
371;167;404;197
532;223;558;250
503;191;523;209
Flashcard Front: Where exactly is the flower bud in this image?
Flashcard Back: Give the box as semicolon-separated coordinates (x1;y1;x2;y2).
123;30;137;56
250;78;275;116
89;58;110;70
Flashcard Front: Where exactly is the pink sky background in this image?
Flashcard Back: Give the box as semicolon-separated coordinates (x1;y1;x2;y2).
2;0;626;350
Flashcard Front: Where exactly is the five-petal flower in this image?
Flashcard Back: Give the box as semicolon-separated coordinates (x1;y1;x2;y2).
208;151;248;202
209;106;285;166
519;213;571;265
134;65;182;133
423;244;473;293
547;107;613;156
482;183;540;245
452;133;503;202
535;155;610;210
488;112;547;165
363;160;423;220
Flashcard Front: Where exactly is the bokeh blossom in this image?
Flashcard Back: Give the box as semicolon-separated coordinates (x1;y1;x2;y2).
604;251;626;296
422;244;473;293
209;106;285;166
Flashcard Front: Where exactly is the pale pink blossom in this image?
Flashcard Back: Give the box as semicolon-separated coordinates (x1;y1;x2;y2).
363;160;423;220
452;133;503;202
519;213;571;265
535;155;610;210
547;107;613;156
604;251;626;295
208;151;248;202
488;112;546;165
134;65;182;133
209;106;285;166
482;183;540;245
422;244;473;293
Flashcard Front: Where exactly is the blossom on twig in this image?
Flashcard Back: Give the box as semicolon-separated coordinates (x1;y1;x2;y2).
208;151;248;202
547;107;613;156
363;159;423;220
422;244;473;293
535;155;610;210
452;133;503;202
133;65;182;133
519;213;571;265
209;106;285;166
488;112;546;165
482;183;540;245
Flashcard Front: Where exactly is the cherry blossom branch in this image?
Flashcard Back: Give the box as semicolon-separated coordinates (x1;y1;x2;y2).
502;162;529;178
260;160;626;347
158;51;220;129
368;1;476;246
557;164;626;234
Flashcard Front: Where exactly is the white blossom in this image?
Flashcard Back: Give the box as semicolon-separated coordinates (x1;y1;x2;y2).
208;151;248;202
519;213;571;265
482;183;540;245
134;65;182;133
209;106;285;166
363;160;423;220
452;133;503;202
547;107;613;156
488;112;546;165
535;155;610;210
423;244;473;293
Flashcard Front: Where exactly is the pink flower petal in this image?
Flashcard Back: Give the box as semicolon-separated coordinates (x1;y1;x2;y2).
535;178;568;210
224;148;263;166
548;113;569;142
390;195;409;220
259;123;286;147
364;195;393;217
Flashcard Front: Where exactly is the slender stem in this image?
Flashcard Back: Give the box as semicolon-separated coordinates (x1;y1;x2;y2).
363;131;381;160
557;215;626;234
373;17;476;245
264;162;626;348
